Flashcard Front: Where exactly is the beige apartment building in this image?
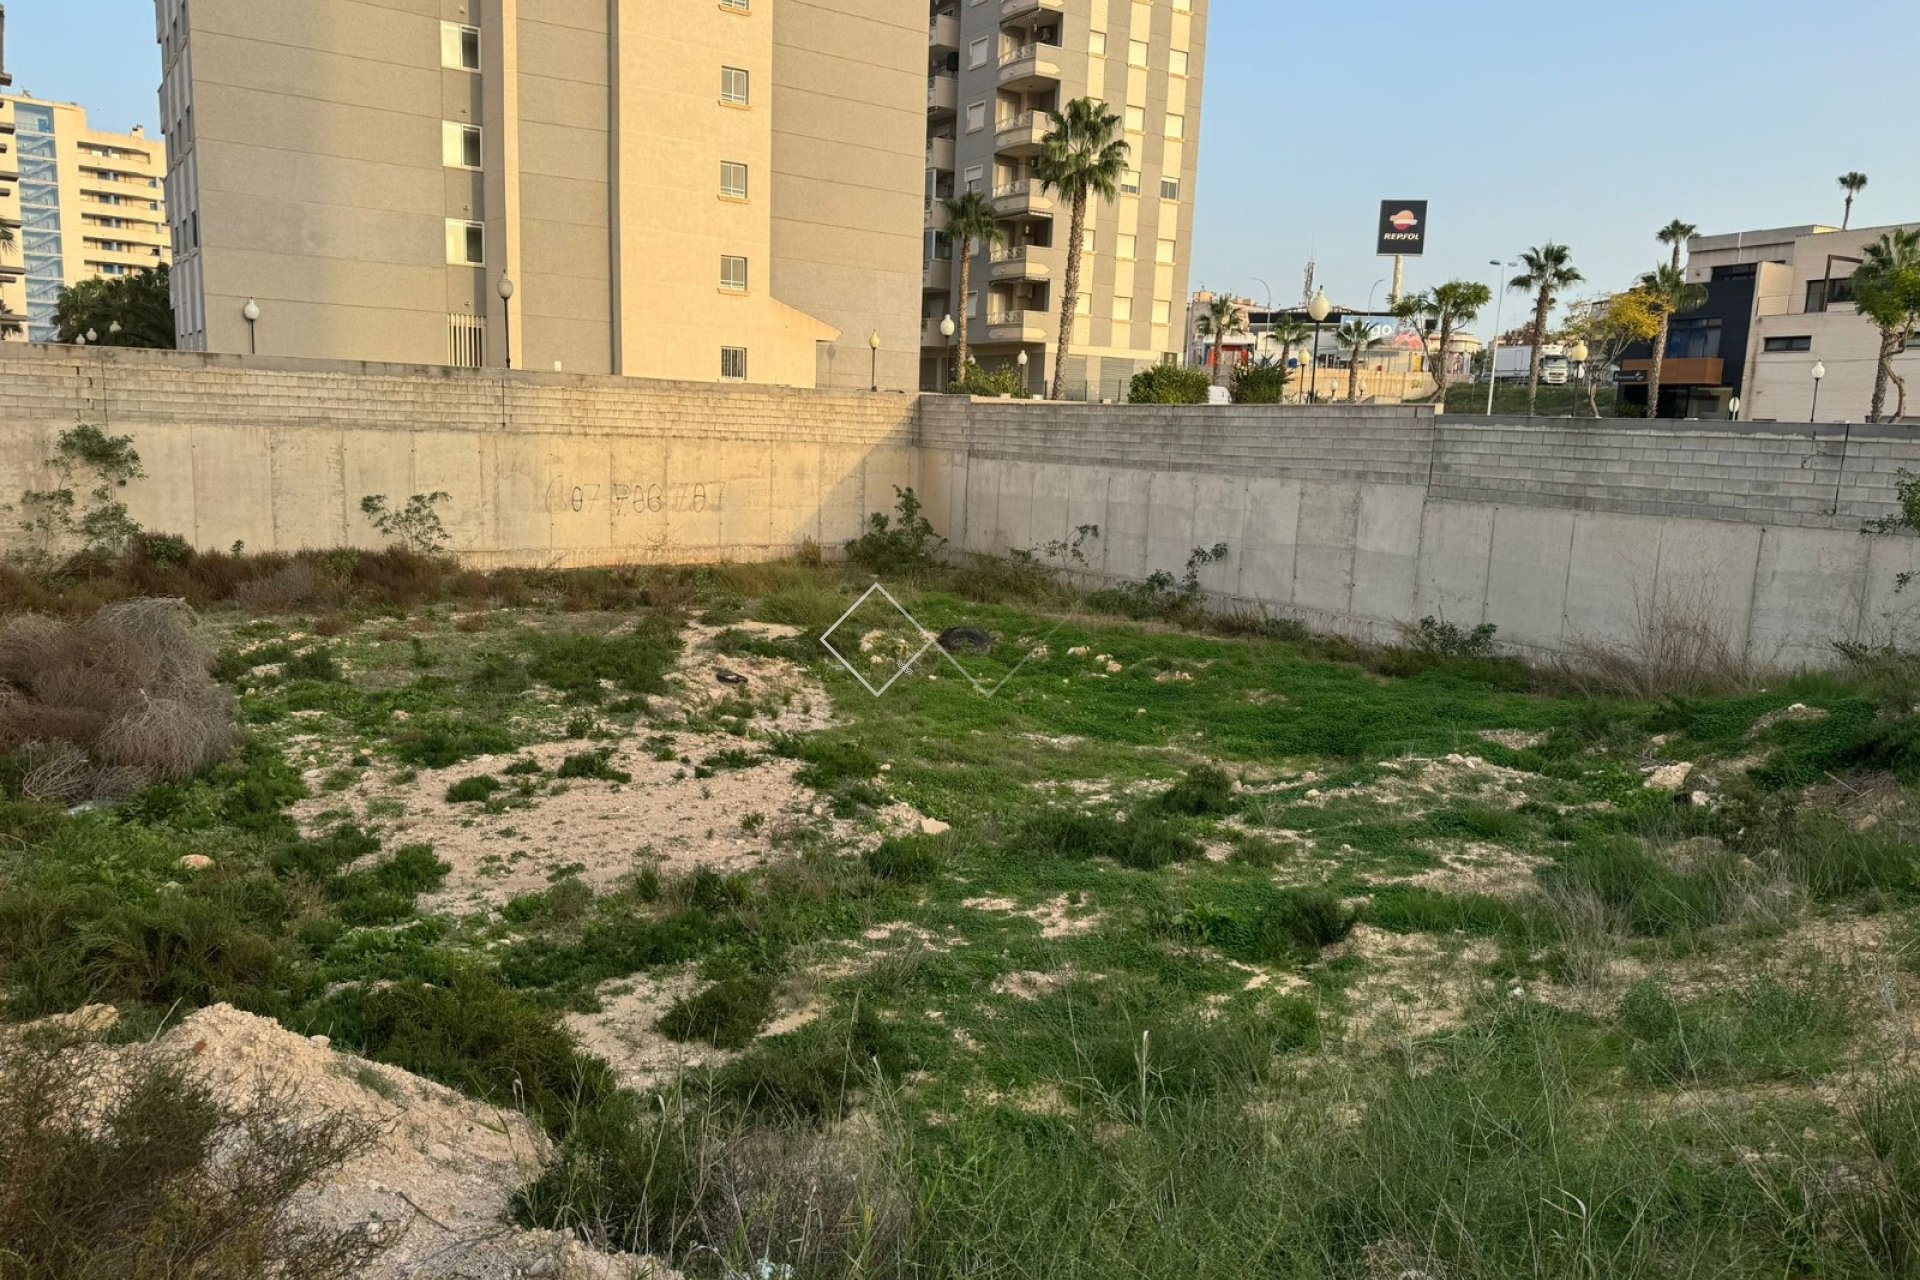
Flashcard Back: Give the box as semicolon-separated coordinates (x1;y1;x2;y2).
153;0;926;390
0;85;168;344
920;0;1207;398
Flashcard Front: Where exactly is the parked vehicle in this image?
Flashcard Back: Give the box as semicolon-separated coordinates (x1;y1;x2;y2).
1492;344;1570;385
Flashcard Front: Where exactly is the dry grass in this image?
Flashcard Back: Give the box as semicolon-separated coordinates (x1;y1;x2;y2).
0;598;237;802
1560;575;1756;698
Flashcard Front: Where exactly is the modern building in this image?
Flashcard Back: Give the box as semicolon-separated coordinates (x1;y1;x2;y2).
1619;220;1920;421
152;0;926;390
919;0;1207;398
0;88;168;345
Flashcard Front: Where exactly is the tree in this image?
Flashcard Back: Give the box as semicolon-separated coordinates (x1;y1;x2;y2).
1509;244;1582;415
1560;291;1661;417
1336;320;1387;402
1851;226;1920;423
1229;360;1291;404
1393;280;1492;410
1265;317;1314;385
51;264;175;349
1638;263;1707;419
1839;172;1869;230
1656;219;1697;272
939;190;1005;379
1034;98;1129;401
0;225;16;337
1196;294;1246;385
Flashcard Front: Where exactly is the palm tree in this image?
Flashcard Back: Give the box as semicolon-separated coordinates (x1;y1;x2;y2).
1839;172;1869;230
1034;98;1129;401
1196;294;1245;385
1509;244;1583;414
1639;262;1708;420
939;190;1006;380
1393;280;1492;409
1336;319;1387;402
1265;317;1314;377
1851;227;1920;422
1657;219;1697;272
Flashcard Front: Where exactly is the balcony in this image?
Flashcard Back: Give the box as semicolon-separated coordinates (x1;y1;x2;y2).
926;135;956;172
989;245;1050;282
991;178;1054;219
984;309;1050;343
924;199;949;231
929;11;959;53
997;44;1062;92
1000;0;1064;22
923;258;953;291
927;73;957;116
1618;357;1725;387
994;110;1048;156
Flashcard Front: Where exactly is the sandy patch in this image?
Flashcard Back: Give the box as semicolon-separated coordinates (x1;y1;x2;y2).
990;970;1072;1001
564;971;735;1094
1329;926;1501;1043
962;893;1105;938
1392;840;1546;898
1478;728;1548;750
1284;754;1533;812
94;1004;672;1280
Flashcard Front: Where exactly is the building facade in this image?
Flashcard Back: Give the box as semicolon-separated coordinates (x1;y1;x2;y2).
1620;221;1920;422
920;0;1207;398
152;0;926;390
0;90;167;344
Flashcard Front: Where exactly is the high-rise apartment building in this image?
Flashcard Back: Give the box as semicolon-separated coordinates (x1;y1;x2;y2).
919;0;1206;397
153;0;926;389
0;89;168;345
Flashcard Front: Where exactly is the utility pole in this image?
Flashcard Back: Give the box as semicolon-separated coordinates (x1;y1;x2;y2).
1390;254;1404;306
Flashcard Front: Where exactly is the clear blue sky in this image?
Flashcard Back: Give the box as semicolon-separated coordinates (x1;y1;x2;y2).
13;0;1919;334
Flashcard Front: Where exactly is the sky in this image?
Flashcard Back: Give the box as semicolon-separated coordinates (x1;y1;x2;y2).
10;0;1919;336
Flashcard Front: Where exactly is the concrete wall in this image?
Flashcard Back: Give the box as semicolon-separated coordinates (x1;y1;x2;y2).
6;344;1918;669
1;345;918;568
919;400;1920;668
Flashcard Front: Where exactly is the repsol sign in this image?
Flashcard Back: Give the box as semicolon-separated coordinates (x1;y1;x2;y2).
1376;200;1428;256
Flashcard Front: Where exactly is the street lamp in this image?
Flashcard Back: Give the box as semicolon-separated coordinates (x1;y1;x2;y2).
1810;361;1827;423
242;298;260;354
1484;259;1515;416
1729;395;1741;422
74;332;87;347
869;329;881;392
497;276;516;370
1569;339;1589;412
86;328;98;343
108;320;122;339
1017;348;1029;396
1307;287;1331;404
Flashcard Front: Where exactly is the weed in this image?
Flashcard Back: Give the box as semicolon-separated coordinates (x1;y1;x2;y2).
524;624;679;705
1018;810;1203;870
445;775;503;804
1157;763;1236;816
391;718;514;768
283;646;341;682
1409;615;1499;658
1617;977;1852;1084
556;749;631;784
658;977;777;1050
866;837;944;883
359;491;451;554
846;488;946;575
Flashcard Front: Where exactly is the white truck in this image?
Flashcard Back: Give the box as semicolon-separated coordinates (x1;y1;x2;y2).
1492;343;1570;385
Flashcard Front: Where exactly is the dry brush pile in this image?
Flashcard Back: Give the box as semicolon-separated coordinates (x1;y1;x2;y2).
0;598;237;804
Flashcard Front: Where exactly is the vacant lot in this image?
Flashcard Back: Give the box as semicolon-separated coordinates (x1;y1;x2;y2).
3;534;1919;1279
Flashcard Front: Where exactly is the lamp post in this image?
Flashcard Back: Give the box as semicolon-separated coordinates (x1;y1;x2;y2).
939;313;955;383
1484;259;1514;416
497;276;516;370
86;328;98;343
1569;339;1589;413
1810;361;1826;423
242;299;260;354
1017;348;1029;396
1729;395;1741;422
1307;287;1331;404
869;329;881;392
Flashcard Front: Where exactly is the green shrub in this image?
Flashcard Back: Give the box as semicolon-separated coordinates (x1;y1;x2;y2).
1158;764;1236;816
445;774;502;803
1409;615;1498;658
780;737;880;790
845;487;946;574
524;625;679;705
1617;978;1851;1084
1365;885;1525;936
282;647;341;682
1127;363;1211;404
866;836;944;883
556;749;631;783
948;362;1031;398
1253;888;1357;960
1229;361;1292;404
392;718;514;768
657;977;777;1050
1019;810;1202;870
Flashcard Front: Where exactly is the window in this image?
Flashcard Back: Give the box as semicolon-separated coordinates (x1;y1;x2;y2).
1169;48;1189;75
720;0;750;9
721;347;747;379
966;101;986;131
1763;335;1813;353
441;22;480;71
968;37;989;68
720;254;748;292
967;291;979;318
1113;296;1133;322
1160;177;1181;201
1152;299;1172;325
721;66;750;104
1665;316;1721;360
1711;262;1756;280
1128;39;1149;67
442;122;482;169
1166;113;1184;139
1117;233;1136;259
1124;105;1144;132
1805;276;1854;312
720;161;748;198
1120;169;1140;195
1089;30;1106;55
1076;290;1091;316
1155;238;1175;264
963;164;984;192
446;219;483;265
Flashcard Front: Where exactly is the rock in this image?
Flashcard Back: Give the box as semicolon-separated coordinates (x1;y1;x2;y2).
1105;661;1123;674
1068;646;1090;657
309;1034;332;1049
937;626;994;655
919;817;951;836
1688;790;1713;808
177;854;215;872
715;669;748;686
1646;762;1694;791
391;709;411;722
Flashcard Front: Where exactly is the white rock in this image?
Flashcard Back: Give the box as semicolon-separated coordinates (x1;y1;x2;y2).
919;817;951;837
391;709;411;722
1688;790;1712;807
1646;762;1694;791
177;854;215;872
309;1034;332;1049
1105;661;1123;673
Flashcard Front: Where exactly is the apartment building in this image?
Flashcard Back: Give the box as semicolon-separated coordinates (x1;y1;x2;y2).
0;89;167;344
920;0;1207;398
1617;221;1920;421
152;0;926;390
